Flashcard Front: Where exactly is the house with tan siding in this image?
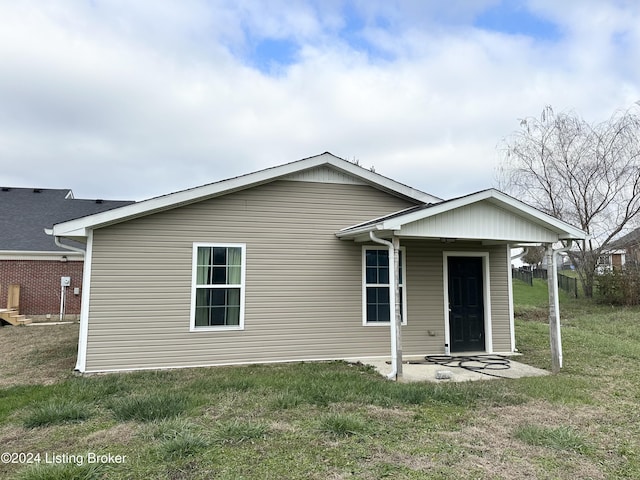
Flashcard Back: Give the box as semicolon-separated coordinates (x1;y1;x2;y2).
49;153;586;375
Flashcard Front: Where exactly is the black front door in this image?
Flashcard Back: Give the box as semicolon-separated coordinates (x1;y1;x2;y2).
448;256;485;352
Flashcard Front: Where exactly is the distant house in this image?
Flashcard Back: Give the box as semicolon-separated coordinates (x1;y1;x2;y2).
0;188;133;321
50;153;586;374
597;228;640;272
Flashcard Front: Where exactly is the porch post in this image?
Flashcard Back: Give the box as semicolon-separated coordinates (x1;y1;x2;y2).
546;243;562;373
392;236;403;378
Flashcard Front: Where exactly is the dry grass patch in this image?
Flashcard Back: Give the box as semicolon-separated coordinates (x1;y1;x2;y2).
0;323;78;387
440;401;607;480
83;422;139;448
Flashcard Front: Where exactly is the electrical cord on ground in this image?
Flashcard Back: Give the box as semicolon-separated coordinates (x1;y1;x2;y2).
408;354;512;378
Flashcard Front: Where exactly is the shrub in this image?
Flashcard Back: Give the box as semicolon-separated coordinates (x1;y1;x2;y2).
597;267;640;305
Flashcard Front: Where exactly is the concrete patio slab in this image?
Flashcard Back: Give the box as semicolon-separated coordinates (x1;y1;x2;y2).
353;354;550;383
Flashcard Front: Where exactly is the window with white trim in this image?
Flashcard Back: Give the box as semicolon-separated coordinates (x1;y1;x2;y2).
363;246;406;324
191;243;245;330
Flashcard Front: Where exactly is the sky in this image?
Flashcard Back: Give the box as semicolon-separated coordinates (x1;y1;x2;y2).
1;0;639;201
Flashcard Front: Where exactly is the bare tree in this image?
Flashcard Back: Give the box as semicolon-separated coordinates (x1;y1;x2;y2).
522;246;545;267
498;103;640;297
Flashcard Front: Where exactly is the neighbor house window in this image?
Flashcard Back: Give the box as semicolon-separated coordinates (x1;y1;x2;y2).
363;246;406;325
191;243;245;331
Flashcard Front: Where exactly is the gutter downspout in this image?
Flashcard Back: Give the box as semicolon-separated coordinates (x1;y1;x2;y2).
46;229;89;372
47;232;87;321
50;232;86;255
369;231;402;380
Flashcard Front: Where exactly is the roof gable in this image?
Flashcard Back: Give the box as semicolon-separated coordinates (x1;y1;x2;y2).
398;201;561;242
338;189;587;243
51;152;441;238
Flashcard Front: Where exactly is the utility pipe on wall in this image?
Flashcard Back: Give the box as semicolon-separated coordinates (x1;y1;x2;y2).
369;231;402;380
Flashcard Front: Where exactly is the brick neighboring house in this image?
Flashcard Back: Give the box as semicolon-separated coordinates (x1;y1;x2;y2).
0;187;133;322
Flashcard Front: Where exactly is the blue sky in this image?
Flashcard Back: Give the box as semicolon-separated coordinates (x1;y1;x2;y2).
0;0;638;200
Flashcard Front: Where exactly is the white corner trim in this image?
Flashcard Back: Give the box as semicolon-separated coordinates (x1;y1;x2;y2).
442;251;492;354
75;230;93;373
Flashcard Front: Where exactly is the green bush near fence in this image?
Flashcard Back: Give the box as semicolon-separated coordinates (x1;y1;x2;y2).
597;267;640;305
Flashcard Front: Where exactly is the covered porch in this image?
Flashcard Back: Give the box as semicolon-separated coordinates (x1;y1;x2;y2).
337;189;587;380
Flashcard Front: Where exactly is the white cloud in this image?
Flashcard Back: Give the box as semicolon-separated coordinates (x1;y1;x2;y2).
0;0;638;201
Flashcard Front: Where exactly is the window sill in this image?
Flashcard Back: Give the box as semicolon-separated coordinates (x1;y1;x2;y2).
190;326;245;332
363;322;408;327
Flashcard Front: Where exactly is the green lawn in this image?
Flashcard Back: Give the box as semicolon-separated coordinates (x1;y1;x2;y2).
1;284;639;479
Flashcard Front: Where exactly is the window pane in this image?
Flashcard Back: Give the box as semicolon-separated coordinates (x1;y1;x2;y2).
380;286;390;304
195;287;241;327
228;266;241;285
366;287;390;322
378;266;389;284
227;247;242;266
210;306;226;325
366;266;378;284
366;287;377;304
195;307;209;326
226;306;240;326
213;247;227;265
212;267;227;284
378;303;390;322
196;247;211;284
367;304;378;322
377;250;388;266
211;289;226;305
366;250;378;267
227;288;240;307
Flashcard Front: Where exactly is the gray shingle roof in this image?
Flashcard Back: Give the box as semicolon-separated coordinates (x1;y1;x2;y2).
609;228;640;250
0;187;134;252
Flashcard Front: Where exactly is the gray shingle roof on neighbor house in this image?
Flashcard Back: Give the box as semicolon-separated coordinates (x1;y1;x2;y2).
609;227;640;250
0;187;134;252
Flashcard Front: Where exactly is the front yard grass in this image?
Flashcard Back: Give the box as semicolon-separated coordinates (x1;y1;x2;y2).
1;285;639;479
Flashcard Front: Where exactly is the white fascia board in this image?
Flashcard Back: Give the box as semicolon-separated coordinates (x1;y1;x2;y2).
52;152;438;238
322;157;442;204
384;189;586;240
0;250;83;260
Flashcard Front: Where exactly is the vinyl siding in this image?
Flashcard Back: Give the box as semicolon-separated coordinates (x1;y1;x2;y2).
84;180;514;372
401;241;511;355
85;180;414;371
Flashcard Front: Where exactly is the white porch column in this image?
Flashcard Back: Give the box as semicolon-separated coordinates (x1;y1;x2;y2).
546;244;563;373
392;236;402;378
